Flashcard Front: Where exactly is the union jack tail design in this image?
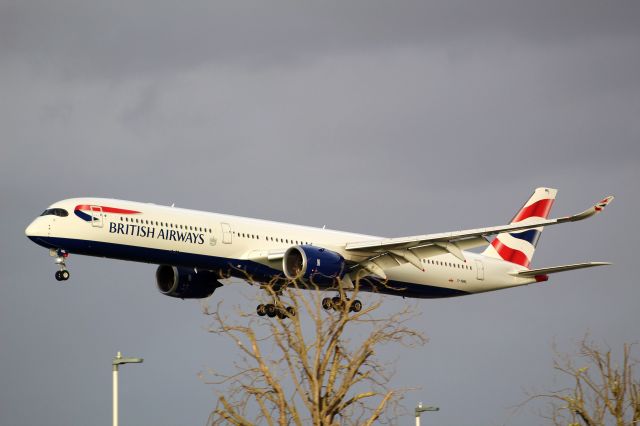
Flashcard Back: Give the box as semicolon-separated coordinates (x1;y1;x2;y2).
482;187;558;268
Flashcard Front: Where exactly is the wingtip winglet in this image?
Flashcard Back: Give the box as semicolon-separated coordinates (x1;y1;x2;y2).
595;195;614;212
566;195;614;222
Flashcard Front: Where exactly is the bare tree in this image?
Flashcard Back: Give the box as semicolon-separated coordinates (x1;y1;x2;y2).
201;277;426;426
529;336;640;426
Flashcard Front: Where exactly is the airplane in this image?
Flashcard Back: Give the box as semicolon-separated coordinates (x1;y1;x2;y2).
25;188;613;318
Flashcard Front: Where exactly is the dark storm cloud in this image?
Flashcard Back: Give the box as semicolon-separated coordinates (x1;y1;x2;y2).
1;1;639;425
2;0;639;78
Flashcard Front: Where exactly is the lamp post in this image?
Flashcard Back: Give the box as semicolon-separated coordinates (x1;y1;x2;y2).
112;351;143;426
415;402;439;426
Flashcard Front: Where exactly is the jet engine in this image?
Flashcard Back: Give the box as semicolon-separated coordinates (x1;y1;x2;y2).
156;265;223;299
283;245;346;284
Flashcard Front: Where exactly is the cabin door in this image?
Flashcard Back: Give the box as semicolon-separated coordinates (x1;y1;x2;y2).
221;223;232;244
90;206;104;228
475;260;484;280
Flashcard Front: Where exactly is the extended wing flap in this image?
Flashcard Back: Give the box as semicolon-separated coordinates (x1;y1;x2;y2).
512;262;611;277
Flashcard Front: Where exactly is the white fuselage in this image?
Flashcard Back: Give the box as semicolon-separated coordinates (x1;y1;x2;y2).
25;198;537;298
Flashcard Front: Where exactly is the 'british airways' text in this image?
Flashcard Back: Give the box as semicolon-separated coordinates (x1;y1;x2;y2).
109;223;205;244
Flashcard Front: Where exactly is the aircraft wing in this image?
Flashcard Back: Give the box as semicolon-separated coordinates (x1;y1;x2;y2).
343;195;614;278
345;195;613;252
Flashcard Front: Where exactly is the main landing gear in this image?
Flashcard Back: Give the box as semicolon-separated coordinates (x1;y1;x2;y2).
256;288;296;320
256;303;296;319
322;296;363;313
51;249;70;281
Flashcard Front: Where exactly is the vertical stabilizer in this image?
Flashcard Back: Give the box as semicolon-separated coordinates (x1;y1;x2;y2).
482;187;558;268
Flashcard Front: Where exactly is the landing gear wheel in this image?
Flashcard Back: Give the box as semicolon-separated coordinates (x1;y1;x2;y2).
331;296;342;310
276;307;287;319
351;299;362;313
266;304;277;318
286;306;296;317
55;270;69;281
322;297;333;310
257;304;267;316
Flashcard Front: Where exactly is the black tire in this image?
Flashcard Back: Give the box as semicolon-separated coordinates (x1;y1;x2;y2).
322;297;333;310
55;271;63;281
351;300;362;313
332;296;342;310
286;306;296;317
276;307;286;319
257;304;266;316
266;304;277;318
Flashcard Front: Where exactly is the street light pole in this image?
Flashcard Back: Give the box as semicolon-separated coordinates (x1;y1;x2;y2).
415;402;439;426
112;351;143;426
113;362;118;426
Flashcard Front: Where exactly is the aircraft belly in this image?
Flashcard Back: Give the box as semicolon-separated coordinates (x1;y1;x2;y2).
384;263;469;297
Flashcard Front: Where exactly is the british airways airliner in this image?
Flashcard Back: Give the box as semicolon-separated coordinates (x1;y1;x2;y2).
25;188;613;318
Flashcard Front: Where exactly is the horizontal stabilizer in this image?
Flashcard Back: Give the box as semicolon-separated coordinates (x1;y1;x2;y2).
512;262;611;277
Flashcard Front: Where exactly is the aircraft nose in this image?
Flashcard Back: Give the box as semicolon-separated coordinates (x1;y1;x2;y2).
25;219;42;237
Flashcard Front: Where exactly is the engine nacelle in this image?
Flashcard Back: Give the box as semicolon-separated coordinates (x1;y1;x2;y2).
156;265;223;299
283;245;346;284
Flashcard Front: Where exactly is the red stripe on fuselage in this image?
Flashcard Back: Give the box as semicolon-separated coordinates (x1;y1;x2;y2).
75;205;141;215
511;199;554;223
491;239;530;268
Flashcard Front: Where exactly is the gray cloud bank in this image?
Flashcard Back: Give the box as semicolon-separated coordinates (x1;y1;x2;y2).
2;1;639;78
1;1;639;425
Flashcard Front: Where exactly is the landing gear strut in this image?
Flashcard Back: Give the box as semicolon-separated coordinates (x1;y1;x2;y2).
322;296;362;313
51;249;70;281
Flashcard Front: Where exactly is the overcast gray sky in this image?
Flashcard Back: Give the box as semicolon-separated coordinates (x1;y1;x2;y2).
1;1;639;425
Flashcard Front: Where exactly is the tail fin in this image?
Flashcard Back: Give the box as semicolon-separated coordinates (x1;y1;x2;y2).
482;187;558;268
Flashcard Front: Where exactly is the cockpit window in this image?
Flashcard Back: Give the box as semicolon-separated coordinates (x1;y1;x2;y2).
40;208;69;217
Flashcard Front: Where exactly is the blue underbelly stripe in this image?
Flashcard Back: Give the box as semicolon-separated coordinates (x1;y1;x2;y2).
29;236;469;299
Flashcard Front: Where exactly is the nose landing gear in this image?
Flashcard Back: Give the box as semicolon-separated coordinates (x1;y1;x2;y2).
51;249;70;281
55;270;70;281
